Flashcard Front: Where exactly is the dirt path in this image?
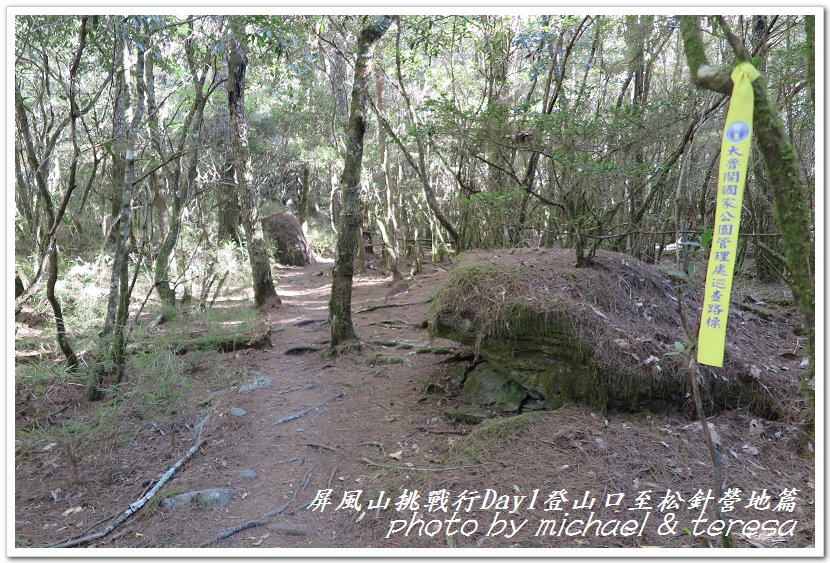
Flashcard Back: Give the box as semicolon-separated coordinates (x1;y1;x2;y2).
110;261;465;548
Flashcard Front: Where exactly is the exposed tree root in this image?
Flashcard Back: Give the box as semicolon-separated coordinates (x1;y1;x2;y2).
293;318;327;327
284;345;323;355
201;463;316;547
355;298;431;314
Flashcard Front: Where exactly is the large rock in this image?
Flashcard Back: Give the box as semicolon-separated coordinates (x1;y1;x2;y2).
159;488;236;509
261;211;314;266
431;249;796;417
462;362;528;412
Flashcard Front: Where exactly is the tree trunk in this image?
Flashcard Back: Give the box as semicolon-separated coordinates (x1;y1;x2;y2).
106;32;128;248
101;38;146;390
329;15;395;348
298;164;310;235
217;153;241;244
103;33;128;333
374;53;402;279
151;23;212;314
227;34;279;307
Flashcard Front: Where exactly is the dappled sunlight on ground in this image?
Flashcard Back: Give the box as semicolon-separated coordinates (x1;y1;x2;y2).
352;274;390;288
278;284;331;299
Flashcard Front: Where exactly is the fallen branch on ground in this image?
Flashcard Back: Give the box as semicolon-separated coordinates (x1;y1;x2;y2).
359;457;474;472
359;441;387;456
49;440;204;548
201;463;316;547
415;426;468;435
273;391;344;425
304;442;341;453
355;299;431;314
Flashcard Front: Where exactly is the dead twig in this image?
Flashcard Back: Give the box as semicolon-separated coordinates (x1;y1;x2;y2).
49;440;204;548
304;442;341;453
359;441;387;456
273;391;344;425
359;457;473;472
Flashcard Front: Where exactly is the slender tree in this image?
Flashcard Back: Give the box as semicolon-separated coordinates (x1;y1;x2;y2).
227;30;280;307
152;21;217;313
329;15;395;348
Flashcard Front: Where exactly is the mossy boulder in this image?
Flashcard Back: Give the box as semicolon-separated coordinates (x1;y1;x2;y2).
261;211;314;266
430;249;793;417
462;362;528;412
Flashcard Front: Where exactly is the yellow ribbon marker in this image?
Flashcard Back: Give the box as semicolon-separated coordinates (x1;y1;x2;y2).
697;62;761;367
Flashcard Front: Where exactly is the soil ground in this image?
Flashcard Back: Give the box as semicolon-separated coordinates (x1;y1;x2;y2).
13;256;815;550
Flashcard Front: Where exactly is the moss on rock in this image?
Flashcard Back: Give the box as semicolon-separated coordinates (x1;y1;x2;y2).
431;249;788;418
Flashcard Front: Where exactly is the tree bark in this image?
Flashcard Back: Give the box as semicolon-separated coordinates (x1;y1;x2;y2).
298;164;310;235
227;33;279;307
217;153;241;244
102;31;128;333
329;15;395;348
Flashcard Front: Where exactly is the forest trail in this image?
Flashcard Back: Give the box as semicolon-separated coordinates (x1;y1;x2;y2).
159;259;463;549
16;258;815;549
18;260;471;549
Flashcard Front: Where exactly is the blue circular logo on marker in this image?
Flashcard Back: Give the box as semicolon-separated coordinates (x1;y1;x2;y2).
725;121;750;143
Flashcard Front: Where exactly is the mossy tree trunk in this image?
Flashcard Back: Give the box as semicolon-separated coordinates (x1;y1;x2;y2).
678;16;814;344
746;15;779;283
217;153;241;244
227;32;279;307
329;15;395;348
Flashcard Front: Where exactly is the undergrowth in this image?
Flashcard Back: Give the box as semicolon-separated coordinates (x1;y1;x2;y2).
443;412;546;466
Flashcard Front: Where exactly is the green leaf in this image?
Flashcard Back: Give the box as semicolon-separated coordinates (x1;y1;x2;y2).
700;228;713;248
667;270;688;279
674;341;685;353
